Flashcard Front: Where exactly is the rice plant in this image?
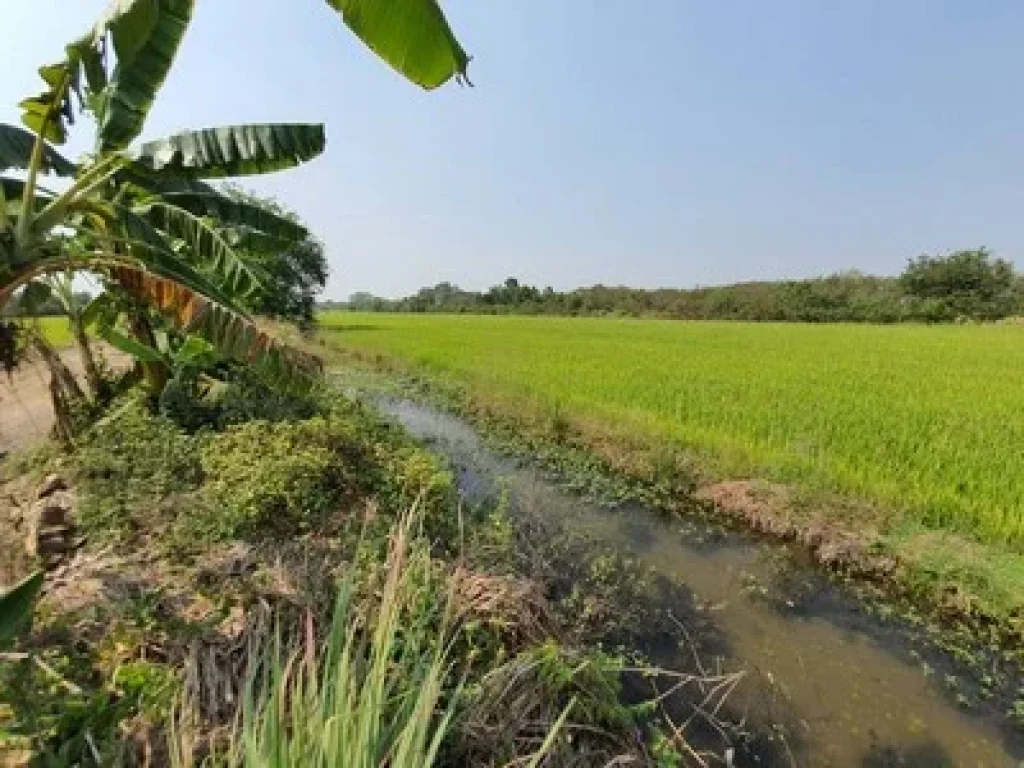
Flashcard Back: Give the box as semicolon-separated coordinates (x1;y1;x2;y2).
322;312;1024;549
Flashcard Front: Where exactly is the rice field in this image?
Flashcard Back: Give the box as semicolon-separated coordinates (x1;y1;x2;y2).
321;312;1024;549
15;316;76;348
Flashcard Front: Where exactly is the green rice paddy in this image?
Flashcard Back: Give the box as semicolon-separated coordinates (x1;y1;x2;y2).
321;312;1024;549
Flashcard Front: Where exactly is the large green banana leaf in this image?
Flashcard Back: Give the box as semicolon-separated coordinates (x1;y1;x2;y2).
0;123;76;176
0;257;319;387
222;226;297;255
129;124;326;179
94;0;195;151
106;201;251;313
128;175;308;243
0;570;44;648
326;0;470;89
26;0;467;159
47;196;249;316
135;200;265;297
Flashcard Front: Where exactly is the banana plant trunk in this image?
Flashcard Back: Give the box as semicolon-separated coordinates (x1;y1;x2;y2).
30;332;83;447
71;314;107;401
128;312;169;397
48;372;75;448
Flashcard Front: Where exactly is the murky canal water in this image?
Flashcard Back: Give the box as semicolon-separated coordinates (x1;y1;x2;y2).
375;397;1021;767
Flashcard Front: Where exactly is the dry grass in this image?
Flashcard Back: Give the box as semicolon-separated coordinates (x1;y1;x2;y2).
450;566;556;651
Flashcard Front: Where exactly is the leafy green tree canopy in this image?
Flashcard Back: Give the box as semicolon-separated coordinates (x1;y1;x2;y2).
221;185;328;328
900;248;1017;321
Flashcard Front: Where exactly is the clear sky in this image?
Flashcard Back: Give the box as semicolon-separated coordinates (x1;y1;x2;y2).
5;1;1024;299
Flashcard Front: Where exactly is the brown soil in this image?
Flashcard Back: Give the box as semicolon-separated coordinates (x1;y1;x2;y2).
0;473;39;586
0;355;61;457
696;479;896;577
0;347;128;457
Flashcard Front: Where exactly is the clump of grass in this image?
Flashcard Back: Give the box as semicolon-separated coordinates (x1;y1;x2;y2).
170;509;568;768
454;642;635;766
236;513;455;766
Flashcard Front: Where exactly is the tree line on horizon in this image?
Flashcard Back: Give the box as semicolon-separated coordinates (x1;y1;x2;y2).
331;248;1024;324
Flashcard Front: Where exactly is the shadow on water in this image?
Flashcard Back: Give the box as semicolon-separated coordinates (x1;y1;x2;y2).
375;396;1023;767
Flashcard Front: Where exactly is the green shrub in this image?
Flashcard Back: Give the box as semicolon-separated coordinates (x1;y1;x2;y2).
74;395;203;534
77;395;202;495
73;387;457;547
212;369;323;428
200;416;368;539
158;373;217;433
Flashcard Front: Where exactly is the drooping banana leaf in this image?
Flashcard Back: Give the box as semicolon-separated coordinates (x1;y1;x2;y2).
94;0;196;151
222;225;296;255
77;198;248;314
0;570;44;648
1;178;60;224
110;266;322;386
125;174;308;243
0;124;76;176
134;200;264;298
129;124;326;179
96;323;165;364
325;0;470;89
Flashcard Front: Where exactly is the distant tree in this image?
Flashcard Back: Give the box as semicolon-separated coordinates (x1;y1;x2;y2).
900;248;1016;321
223;186;329;328
343;255;1021;324
347;292;382;311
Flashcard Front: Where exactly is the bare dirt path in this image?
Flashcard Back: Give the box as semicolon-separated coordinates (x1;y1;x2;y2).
0;347;128;457
1;354;71;456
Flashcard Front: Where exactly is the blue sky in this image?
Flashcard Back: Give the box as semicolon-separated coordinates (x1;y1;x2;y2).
5;1;1024;299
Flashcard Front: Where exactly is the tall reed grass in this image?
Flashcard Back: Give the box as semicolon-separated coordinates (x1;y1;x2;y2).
170;510;567;767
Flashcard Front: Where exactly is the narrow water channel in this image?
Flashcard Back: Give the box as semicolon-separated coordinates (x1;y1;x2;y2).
376;396;1022;768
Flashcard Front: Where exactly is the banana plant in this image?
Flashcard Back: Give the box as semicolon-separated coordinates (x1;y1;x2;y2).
1;0;469;388
82;288;222;389
18;274;108;399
